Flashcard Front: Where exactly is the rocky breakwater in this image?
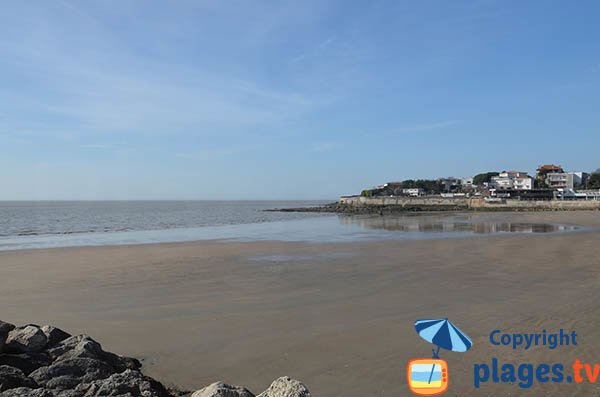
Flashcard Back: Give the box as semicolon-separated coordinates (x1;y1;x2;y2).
0;321;311;397
268;201;467;214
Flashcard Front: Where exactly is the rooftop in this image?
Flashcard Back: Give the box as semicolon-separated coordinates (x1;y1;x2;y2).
538;164;563;171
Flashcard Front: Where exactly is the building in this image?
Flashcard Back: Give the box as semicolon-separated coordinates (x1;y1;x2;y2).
492;189;554;201
556;189;600;200
438;177;461;193
461;177;474;187
490;175;512;189
537;164;564;177
545;172;586;189
513;176;533;190
402;188;424;197
490;171;533;190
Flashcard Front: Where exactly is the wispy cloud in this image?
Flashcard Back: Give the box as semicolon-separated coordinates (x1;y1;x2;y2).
80;144;112;149
292;53;307;63
175;145;260;160
395;120;460;133
0;3;329;139
319;36;336;48
363;121;460;138
309;142;339;152
291;35;338;63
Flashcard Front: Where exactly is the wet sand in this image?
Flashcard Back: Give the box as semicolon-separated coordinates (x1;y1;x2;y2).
1;211;600;396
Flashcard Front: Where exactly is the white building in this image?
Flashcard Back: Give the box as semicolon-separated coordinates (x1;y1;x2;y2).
545;172;585;189
557;189;600;200
513;176;533;190
490;171;533;190
490;176;512;189
402;188;424;197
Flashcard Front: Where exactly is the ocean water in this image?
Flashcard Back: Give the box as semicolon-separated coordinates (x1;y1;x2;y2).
0;201;329;237
0;201;579;251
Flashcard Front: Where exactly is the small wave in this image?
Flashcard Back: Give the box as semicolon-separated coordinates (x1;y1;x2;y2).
18;231;39;236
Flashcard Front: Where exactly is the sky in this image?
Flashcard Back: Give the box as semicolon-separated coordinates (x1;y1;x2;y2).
1;0;599;200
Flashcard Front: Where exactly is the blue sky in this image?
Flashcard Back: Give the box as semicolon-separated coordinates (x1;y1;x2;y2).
1;1;599;200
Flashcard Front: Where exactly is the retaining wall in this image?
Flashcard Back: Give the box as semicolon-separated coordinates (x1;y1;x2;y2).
339;195;600;210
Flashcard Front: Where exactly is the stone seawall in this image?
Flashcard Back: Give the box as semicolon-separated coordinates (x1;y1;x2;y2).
339;196;469;207
339;196;600;211
468;198;600;210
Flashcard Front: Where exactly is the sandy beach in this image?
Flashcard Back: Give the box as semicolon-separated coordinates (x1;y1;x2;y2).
2;211;600;396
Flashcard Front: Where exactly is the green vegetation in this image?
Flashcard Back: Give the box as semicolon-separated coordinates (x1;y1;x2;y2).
401;179;445;194
472;172;499;186
588;170;600;189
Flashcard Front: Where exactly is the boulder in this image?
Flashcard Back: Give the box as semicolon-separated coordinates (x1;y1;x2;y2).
191;381;255;397
257;377;311;397
0;321;16;353
29;358;115;392
0;352;52;375
0;387;54;397
0;365;38;392
0;321;16;335
40;326;70;349
47;336;140;372
82;369;170;397
5;326;48;354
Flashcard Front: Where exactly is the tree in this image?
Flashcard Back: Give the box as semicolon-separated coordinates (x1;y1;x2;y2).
473;172;499;186
588;170;600;189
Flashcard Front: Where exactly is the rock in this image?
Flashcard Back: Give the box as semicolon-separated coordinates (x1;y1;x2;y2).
5;326;48;354
0;365;38;392
0;321;310;397
0;322;16;353
82;369;170;397
0;352;52;375
47;336;140;372
29;358;115;392
191;381;255;397
0;387;54;397
0;322;16;335
257;377;311;397
40;327;70;349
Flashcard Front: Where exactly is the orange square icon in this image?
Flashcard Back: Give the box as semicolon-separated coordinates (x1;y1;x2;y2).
407;358;449;396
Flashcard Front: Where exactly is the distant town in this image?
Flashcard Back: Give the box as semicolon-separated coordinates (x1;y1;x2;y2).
360;164;600;201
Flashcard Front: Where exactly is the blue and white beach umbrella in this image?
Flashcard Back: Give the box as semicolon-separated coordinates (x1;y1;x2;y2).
415;318;472;357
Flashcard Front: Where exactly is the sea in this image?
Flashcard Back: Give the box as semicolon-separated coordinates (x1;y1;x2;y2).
0;201;578;251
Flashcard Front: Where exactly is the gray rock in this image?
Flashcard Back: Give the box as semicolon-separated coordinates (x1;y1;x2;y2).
82;369;170;397
191;382;254;397
0;387;54;397
5;326;48;354
29;358;114;392
47;336;140;373
0;321;16;353
40;327;70;349
0;353;52;375
54;391;84;397
0;365;38;392
0;322;16;335
257;377;310;397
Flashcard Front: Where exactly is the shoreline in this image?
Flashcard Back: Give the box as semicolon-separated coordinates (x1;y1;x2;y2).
0;210;596;253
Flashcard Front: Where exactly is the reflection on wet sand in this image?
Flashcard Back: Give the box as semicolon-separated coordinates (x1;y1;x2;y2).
338;213;578;234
